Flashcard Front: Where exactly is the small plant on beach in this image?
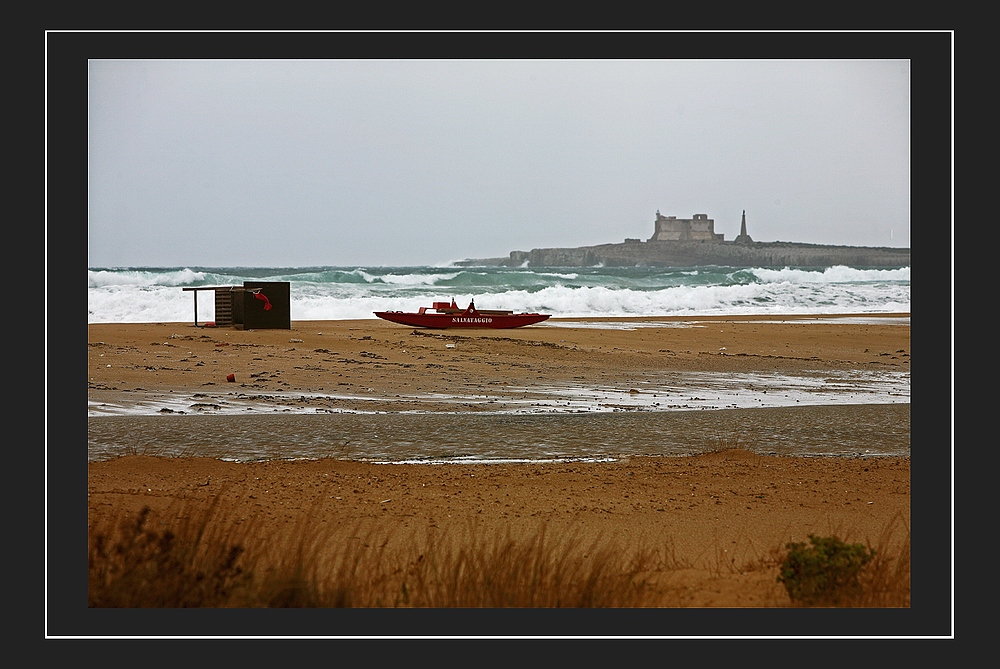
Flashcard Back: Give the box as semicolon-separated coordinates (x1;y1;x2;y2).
708;429;760;455
777;534;875;606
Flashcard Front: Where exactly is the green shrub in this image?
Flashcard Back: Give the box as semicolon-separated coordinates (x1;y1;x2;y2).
777;534;875;606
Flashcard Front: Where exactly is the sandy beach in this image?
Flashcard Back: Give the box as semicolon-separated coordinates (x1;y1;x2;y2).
83;314;916;616
87;314;910;416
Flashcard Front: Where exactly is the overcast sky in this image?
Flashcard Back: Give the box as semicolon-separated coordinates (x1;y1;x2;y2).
87;58;910;268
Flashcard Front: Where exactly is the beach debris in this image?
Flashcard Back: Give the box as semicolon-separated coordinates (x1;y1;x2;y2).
290;338;304;343
227;373;236;382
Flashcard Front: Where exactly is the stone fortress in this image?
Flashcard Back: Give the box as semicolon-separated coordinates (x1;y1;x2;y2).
642;210;754;244
648;212;725;242
457;210;909;268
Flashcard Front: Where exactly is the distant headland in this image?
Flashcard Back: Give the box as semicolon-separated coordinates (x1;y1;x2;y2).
456;211;910;268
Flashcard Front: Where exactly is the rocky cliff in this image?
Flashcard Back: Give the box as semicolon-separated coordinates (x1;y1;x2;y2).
456;239;910;268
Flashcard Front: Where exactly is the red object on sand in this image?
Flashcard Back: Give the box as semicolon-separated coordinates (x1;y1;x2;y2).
374;300;550;329
227;373;236;382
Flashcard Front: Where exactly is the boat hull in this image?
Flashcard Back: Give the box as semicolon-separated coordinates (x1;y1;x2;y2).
374;311;550;329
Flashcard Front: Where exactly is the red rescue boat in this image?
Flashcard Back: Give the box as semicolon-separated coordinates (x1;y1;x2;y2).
375;299;550;329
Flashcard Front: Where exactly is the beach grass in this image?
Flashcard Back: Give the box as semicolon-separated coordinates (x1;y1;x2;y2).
88;495;909;608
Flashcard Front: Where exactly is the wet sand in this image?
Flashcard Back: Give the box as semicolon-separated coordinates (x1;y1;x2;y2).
79;314;920;617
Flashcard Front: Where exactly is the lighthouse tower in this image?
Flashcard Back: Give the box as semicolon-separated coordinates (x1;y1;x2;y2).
734;210;754;245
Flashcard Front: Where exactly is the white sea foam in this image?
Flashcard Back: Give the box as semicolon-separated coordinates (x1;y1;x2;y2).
87;267;207;288
749;265;910;284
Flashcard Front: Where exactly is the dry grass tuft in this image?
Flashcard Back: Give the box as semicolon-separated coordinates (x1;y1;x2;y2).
836;514;910;608
88;497;253;607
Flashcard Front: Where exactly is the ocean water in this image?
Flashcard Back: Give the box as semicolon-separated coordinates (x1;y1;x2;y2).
88;264;910;323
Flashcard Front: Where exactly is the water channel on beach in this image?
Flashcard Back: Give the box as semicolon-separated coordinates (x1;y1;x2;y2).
87;404;910;463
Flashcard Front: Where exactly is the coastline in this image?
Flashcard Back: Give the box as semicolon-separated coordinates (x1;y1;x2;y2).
84;314;911;610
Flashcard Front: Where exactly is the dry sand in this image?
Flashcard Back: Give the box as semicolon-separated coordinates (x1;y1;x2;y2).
83;314;917;616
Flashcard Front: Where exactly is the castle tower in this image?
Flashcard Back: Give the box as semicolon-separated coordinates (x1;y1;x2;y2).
734;210;754;245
